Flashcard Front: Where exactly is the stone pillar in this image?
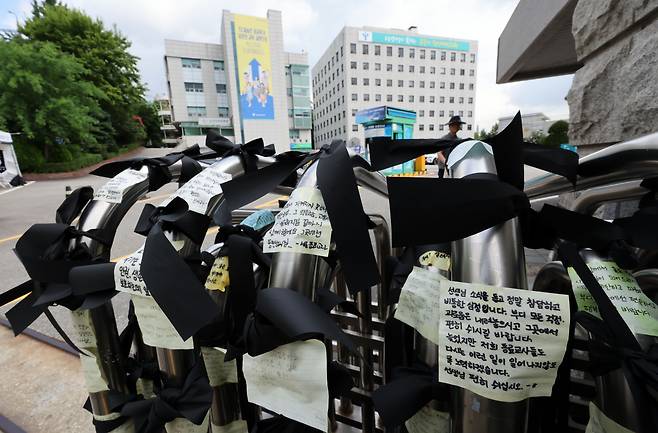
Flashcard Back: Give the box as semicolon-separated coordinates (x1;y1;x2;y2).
567;0;658;153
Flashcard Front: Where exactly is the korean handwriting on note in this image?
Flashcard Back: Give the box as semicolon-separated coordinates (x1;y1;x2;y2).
114;246;150;297
418;251;451;271
395;266;446;345
94;169;147;204
568;260;658;337
438;280;570;402
406;405;450;433
132;295;194;350
263;187;332;257
160;163;232;214
205;256;229;292
242;340;329;431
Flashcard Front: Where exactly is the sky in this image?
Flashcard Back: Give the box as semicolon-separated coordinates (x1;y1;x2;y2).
1;0;573;131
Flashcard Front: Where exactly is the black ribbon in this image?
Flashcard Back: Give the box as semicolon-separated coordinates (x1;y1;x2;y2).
558;242;658;433
205;130;275;173
56;186;94;224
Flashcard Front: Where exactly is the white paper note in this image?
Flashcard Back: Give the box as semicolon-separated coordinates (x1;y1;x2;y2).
211;419;248;433
263;187;332;257
585;402;635;433
243;340;329;431
395;266;446;345
405;405;450;433
132;295;194;350
202;347;238;387
94;169;147;203
205;256;230;292
418;251;451;271
71;310;97;349
80;351;110;393
568;260;658;337
438;280;570;402
114;245;150;297
161;162;232;214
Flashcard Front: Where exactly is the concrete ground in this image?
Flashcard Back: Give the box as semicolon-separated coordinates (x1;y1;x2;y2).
0;155;552;432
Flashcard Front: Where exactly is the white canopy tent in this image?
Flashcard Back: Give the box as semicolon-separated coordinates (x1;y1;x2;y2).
0;130;24;188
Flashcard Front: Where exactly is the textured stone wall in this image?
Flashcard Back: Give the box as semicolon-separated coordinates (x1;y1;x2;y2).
566;0;658;148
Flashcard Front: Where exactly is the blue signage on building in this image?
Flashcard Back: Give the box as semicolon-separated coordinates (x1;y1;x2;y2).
358;30;470;51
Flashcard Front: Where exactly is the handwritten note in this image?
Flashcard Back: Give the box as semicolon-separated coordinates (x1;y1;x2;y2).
242;340;329;431
114;246;149;296
161;162;232;214
94;169;147;203
438;280;570;402
395;266;446;345
71;310;97;349
405;405;450;433
132;295;194;350
263;187;332;257
568;260;658;337
202;347;238;386
211;419;248;433
586;402;635;433
206;256;229;292
418;251;451;271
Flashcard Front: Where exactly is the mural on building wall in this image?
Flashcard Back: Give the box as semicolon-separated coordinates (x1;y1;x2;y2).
234;14;274;120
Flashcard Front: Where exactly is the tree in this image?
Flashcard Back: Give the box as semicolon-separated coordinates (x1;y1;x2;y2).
475;123;499;140
19;1;146;146
0;40;105;165
136;101;163;147
527;130;547;145
544;120;569;147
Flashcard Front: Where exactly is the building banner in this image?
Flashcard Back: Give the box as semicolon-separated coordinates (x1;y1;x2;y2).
234;14;274;120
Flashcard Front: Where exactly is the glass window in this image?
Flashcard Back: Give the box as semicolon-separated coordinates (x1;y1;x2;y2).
350;61;357;69
398;64;404;72
468;110;473;117
351;77;357;85
409;95;414;102
450;82;455;89
430;66;435;74
186;106;206;117
440;124;445;131
387;79;393;87
375;78;381;86
409;65;415;73
398;47;404;57
216;84;226;93
440;96;445;103
429;110;435;117
470;53;476;63
351;93;357;101
460;69;465;76
459;83;465;90
440;81;445;89
469;69;475;76
397;94;403;102
450;68;455;75
459;110;464;116
441;67;446;75
419;81;424;88
420;49;426;59
387;63;393;71
420;66;425;73
440;51;446;60
375;94;381;101
468;97;473;104
429;124;434;131
352;109;357;116
182;58;201;69
387;46;393;56
419;124;425;131
449;97;455;103
429;96;435;103
469;83;474;90
352;124;358;131
419;95;425;102
459;97;464;103
213;60;225;71
363;78;370;85
350;43;357;54
409;48;415;58
363;44;369;55
375;63;381;71
429;81;435;88
439;110;444;117
375;45;381;55
363;94;370;101
450;52;456;61
449;110;454;116
218;107;229;117
387;94;393;102
185;82;203;92
460;53;466;62
419;110;425;117
398;80;404;87
431;50;436;60
363;62;369;70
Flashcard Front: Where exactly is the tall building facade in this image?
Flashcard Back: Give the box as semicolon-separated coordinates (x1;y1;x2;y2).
164;10;311;153
312;26;478;147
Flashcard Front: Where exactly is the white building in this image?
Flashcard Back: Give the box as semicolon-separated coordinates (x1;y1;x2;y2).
312;26;478;146
164;10;312;153
154;96;178;147
498;112;559;137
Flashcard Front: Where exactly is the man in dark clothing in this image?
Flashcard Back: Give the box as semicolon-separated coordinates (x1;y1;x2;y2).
437;115;466;178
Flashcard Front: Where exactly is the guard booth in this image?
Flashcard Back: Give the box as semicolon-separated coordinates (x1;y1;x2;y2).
0;131;24;188
355;106;424;175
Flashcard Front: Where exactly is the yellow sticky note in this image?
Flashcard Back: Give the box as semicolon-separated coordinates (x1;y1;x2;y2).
418;251;451;271
206;256;229;292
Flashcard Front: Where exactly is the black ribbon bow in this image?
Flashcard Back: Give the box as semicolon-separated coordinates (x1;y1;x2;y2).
205;130;275;173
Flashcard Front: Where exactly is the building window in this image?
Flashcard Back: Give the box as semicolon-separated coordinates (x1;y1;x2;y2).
419;110;425;117
375;63;381;71
352;124;358;132
441;51;446;60
387;94;393;102
419;95;425;102
363;44;369;55
363;94;370;101
398;64;404;72
419;124;425;131
363;62;369;70
398;80;404;87
409;48;415;58
460;68;465;76
375;45;381;55
409;80;415;88
375;94;381;101
470;53;476;63
468;97;473;104
216;84;226;93
351;61;357;69
387;79;393;87
409;65;415;73
429;81;435;88
459;83;465;90
449;97;455;103
218;107;229;117
182;58;201;69
461;53;466;62
467;124;472;131
351;77;357;85
409;95;414;102
187;106;206;117
420;66;425;73
352;109;357;116
185;82;204;92
459;97;464;103
451;52;456;61
213;60;225;71
420;49;426;59
351;93;357;101
387;63;393;71
350;43;357;54
469;83;474;90
429;110;435;117
450;68;455;75
440;96;445;103
387;46;393;56
363;78;370;85
439;124;444;131
429;96;435;103
439;110;444;117
375;78;381;86
397;94;404;102
459;110;464;116
398;47;404;57
419;81;425;88
440;82;445;89
468;110;473;117
450;82;455;89
429;124;434;131
469;69;475;76
441;67;446;75
431;50;436;60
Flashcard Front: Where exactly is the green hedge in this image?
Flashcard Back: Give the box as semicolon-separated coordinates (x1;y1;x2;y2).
19;142;142;173
37;153;104;173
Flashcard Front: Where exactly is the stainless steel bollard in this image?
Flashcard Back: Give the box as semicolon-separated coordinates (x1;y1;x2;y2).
449;141;529;433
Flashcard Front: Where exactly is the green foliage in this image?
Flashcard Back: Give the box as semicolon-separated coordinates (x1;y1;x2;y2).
544;120;569;147
136;101;163;147
475;123;499;140
38;153;103;173
527;130;548;145
19;1;146;145
0;39;105;163
13;142;45;172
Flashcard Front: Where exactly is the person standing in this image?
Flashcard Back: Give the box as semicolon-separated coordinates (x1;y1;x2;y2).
437;115;466;178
